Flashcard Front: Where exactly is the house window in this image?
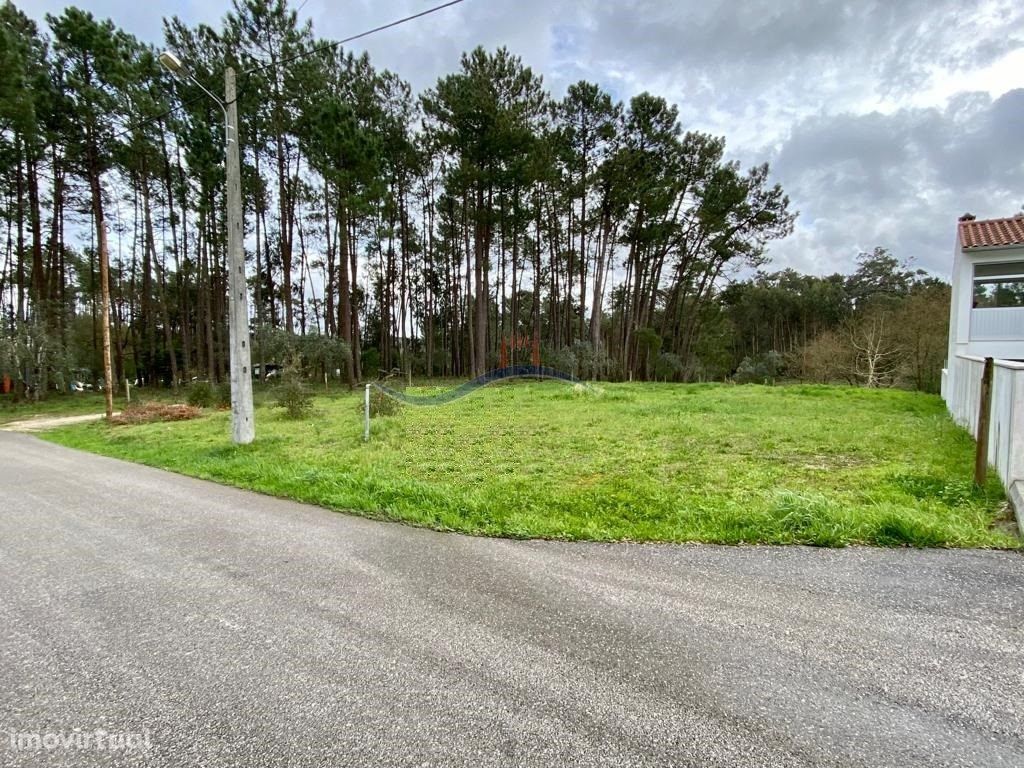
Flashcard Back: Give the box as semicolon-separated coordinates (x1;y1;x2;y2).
973;261;1024;308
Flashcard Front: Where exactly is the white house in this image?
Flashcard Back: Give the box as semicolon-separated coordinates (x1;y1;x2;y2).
946;213;1024;365
942;213;1024;528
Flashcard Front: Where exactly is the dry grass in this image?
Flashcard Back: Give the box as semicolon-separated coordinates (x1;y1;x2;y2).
110;402;202;425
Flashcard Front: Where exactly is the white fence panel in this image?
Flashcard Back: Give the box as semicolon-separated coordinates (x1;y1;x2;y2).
943;355;1024;528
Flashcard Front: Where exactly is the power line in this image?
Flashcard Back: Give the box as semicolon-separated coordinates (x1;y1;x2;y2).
112;91;200;143
243;0;466;77
114;0;468;143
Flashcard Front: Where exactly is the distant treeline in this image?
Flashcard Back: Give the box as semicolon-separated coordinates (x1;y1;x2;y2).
0;1;944;394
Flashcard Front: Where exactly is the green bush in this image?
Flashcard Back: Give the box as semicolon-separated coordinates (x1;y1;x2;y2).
654;352;685;382
275;371;313;420
186;381;214;408
541;345;576;376
364;387;403;417
734;351;785;385
215;382;232;409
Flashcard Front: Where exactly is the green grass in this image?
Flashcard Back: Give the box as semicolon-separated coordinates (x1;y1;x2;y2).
0;391;121;424
41;381;1020;548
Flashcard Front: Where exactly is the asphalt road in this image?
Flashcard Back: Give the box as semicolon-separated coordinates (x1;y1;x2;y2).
1;432;1022;767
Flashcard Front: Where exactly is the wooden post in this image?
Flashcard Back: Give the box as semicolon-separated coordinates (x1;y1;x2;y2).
974;357;994;488
92;178;114;420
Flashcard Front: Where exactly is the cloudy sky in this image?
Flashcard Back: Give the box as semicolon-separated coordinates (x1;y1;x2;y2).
17;0;1024;278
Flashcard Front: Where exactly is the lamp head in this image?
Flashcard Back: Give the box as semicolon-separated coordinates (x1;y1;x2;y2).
159;51;185;76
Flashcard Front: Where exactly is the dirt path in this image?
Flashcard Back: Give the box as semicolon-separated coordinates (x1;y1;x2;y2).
0;412;117;432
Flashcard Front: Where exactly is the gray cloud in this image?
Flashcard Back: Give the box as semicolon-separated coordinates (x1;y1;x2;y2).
766;89;1024;275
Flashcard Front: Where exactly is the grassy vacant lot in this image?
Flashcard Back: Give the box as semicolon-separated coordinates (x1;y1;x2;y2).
43;382;1018;548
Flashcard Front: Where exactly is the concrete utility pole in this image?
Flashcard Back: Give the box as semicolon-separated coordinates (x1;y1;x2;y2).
224;66;255;445
159;52;255;444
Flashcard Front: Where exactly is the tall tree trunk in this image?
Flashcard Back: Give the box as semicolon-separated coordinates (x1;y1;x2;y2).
474;184;489;376
323;182;335;337
276;132;293;332
579;155;588;344
349;215;361;382
48;145;66;334
296;219;308;335
590;210;612;366
156;259;179;388
533;202;542;358
173;135;193;379
87;157;114;419
27;152;46;316
253;145;265;380
15;146;25;324
337;198;354;386
259;203;276;327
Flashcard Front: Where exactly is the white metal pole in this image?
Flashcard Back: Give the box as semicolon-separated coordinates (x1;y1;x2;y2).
364;384;371;442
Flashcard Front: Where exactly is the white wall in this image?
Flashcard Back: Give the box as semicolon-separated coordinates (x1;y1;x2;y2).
970;308;1024;342
943;354;1024;531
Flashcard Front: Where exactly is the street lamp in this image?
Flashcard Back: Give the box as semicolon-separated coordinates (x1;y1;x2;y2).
160;51;255;445
159;52;229;148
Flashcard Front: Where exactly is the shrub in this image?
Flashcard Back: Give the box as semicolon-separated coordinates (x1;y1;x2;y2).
111;402;202;425
364;386;403;417
654;352;685;382
186;381;214;408
541;346;576;376
734;351;785;384
215;382;232;409
796;330;853;384
275;370;313;420
571;341;615;380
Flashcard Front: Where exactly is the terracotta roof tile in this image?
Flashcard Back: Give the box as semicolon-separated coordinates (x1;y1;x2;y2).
959;215;1024;249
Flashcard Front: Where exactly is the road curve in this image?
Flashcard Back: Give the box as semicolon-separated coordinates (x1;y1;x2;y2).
1;431;1022;767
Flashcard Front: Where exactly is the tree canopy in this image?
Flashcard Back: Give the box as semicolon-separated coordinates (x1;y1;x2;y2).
0;0;947;396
